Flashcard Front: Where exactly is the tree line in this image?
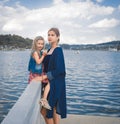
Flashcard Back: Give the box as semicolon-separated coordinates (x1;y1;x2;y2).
0;34;32;50
0;34;120;51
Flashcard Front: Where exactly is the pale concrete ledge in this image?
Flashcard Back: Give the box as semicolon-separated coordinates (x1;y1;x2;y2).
60;114;120;124
1;81;120;124
1;82;42;124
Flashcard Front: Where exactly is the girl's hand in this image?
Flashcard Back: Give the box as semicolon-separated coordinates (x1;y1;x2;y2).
42;50;47;57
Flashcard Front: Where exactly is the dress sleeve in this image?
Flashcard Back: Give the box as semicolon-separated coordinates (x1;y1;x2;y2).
47;48;66;80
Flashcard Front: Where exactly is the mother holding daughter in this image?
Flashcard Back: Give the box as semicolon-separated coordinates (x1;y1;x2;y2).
33;27;67;124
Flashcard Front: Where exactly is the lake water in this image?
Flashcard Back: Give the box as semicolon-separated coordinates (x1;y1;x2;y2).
0;50;120;122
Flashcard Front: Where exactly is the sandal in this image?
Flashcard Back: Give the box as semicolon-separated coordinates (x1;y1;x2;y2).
39;98;51;110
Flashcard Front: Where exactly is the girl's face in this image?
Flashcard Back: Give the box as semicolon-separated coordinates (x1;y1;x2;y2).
36;40;44;51
48;31;59;44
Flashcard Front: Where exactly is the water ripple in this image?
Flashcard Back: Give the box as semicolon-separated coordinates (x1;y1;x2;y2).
0;50;120;123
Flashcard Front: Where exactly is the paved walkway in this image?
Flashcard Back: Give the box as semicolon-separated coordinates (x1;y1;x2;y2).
60;114;120;124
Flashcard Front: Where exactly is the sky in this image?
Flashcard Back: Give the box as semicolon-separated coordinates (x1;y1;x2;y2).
0;0;120;45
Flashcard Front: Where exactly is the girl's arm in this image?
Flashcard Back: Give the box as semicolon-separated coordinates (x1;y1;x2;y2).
33;51;46;64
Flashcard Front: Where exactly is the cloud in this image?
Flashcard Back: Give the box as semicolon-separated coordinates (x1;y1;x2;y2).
53;0;64;5
0;0;9;5
3;19;23;31
89;18;120;28
96;0;104;3
0;0;119;44
103;36;116;42
118;5;120;11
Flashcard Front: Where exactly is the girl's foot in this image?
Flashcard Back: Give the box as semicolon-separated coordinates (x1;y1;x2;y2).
39;98;51;110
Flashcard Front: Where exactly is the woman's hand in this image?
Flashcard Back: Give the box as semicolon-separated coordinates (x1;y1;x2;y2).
31;74;48;83
32;76;42;82
42;75;48;80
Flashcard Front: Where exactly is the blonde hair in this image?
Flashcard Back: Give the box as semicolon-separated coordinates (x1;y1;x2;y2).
31;36;45;56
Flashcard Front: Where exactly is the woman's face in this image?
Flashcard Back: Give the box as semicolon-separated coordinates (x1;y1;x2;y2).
48;31;59;44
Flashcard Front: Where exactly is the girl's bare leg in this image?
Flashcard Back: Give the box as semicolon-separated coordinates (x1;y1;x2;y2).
40;82;51;110
41;107;54;124
40;108;48;124
43;82;50;99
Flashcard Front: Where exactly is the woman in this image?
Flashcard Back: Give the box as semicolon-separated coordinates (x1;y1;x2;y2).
34;28;67;124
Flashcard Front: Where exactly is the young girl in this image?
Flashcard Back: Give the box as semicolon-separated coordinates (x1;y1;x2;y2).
28;36;51;110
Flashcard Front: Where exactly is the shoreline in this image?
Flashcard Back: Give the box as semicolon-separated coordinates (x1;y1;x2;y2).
60;114;120;124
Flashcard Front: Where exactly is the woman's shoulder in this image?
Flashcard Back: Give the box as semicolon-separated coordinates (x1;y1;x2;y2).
53;47;64;56
55;46;63;52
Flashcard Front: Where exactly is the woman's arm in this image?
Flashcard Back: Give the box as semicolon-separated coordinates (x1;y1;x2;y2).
47;48;66;80
31;74;48;82
31;75;42;82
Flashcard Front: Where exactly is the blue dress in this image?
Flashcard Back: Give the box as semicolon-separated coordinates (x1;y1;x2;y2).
44;47;67;118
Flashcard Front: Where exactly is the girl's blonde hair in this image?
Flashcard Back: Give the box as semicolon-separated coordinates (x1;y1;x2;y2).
31;36;45;56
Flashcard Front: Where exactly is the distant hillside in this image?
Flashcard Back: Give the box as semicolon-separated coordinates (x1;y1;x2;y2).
0;34;32;50
60;41;120;51
0;34;120;51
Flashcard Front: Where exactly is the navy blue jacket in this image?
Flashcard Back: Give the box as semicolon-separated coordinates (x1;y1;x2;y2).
46;47;67;118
